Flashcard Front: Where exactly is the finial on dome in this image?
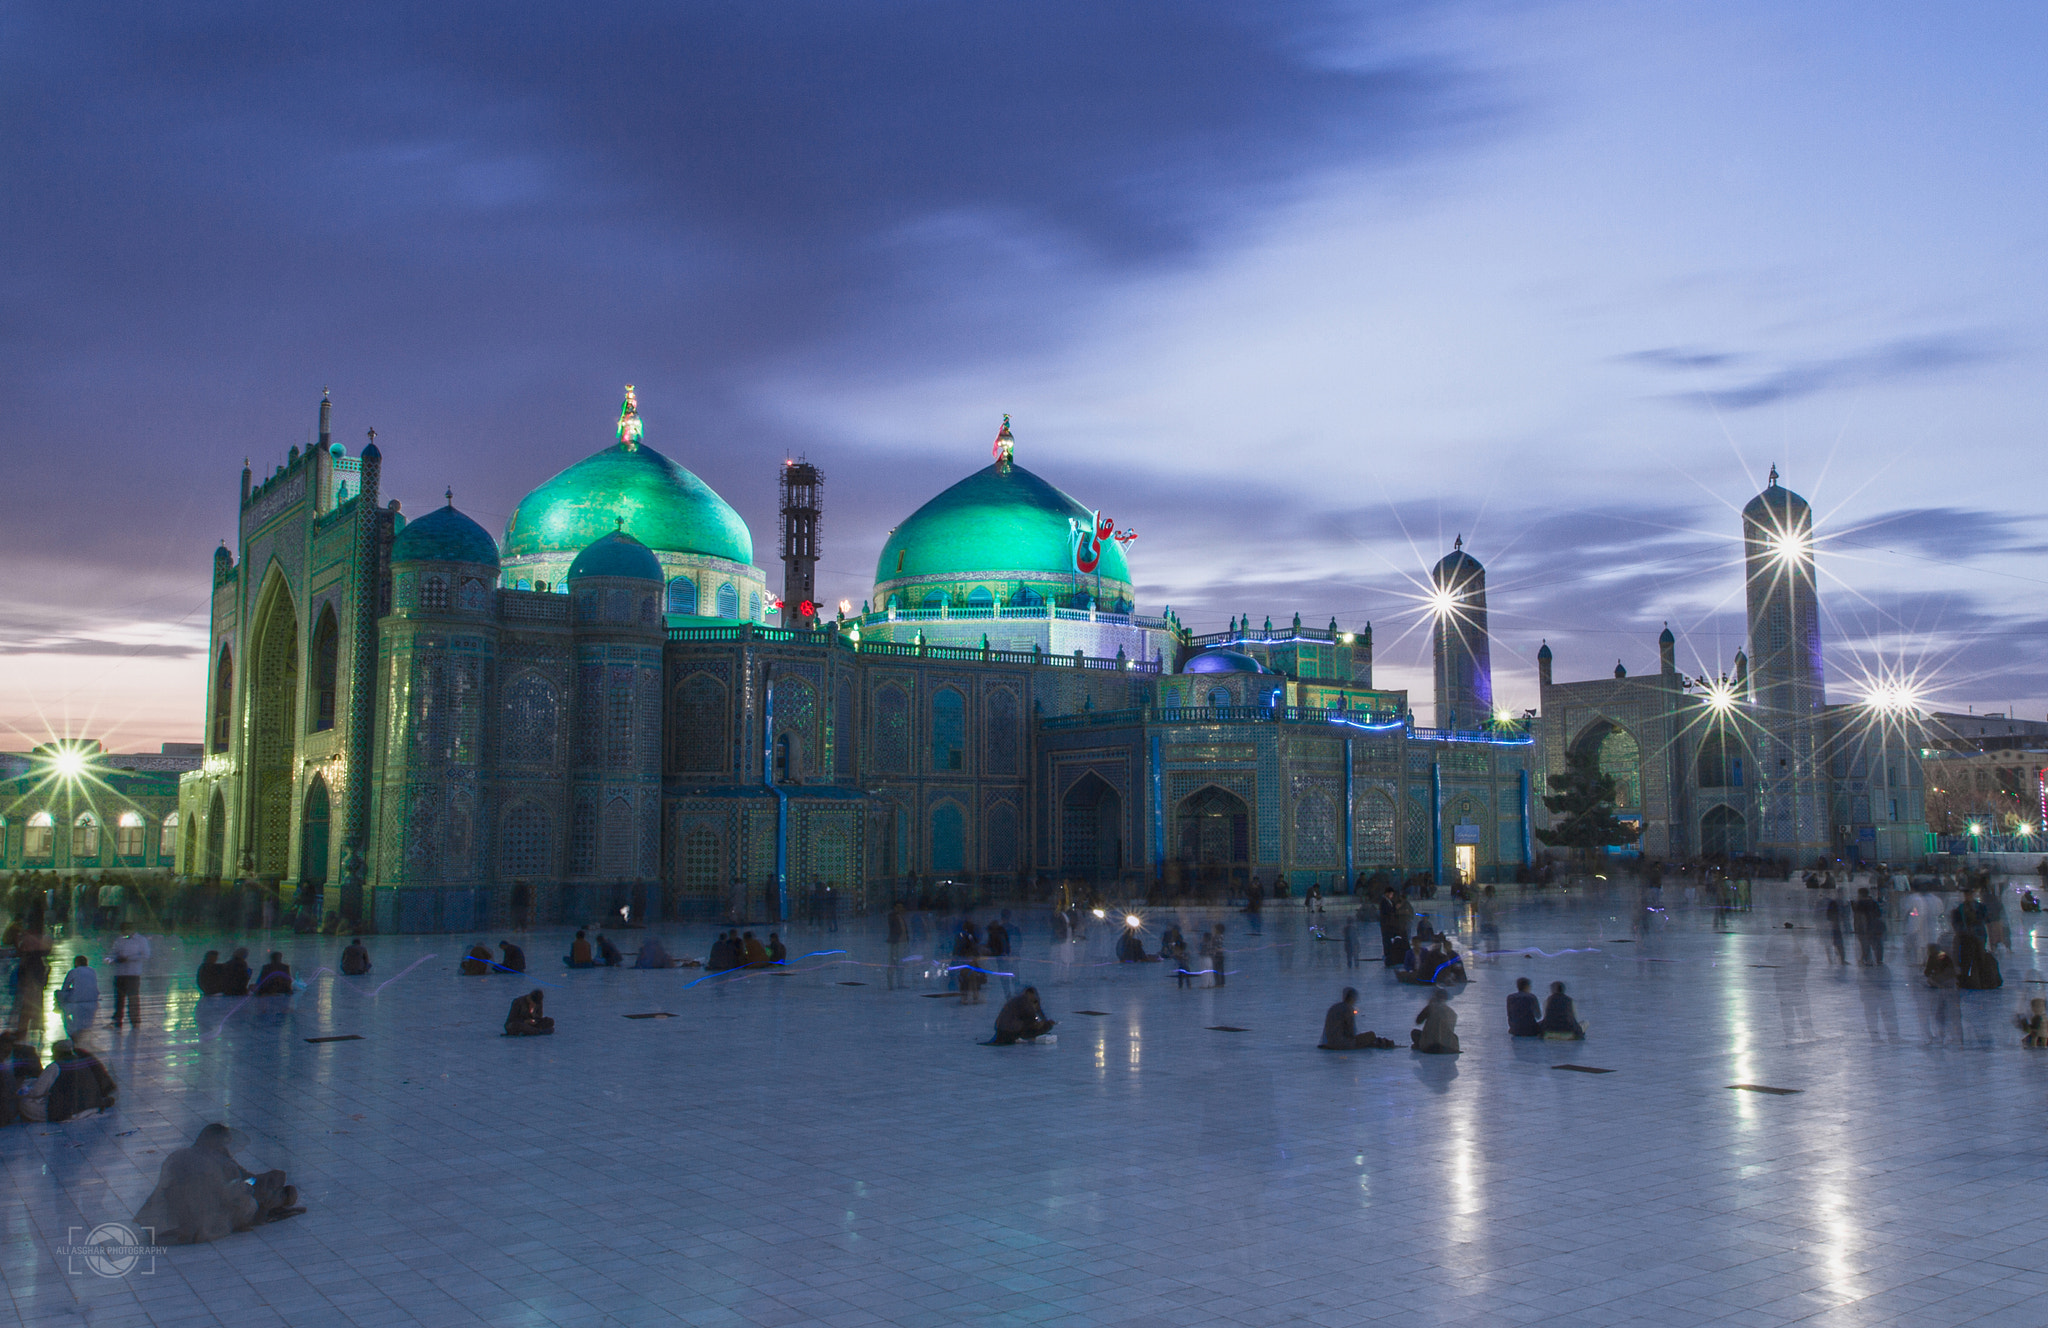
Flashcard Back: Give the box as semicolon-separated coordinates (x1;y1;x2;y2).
615;514;625;532
618;385;643;449
993;414;1015;470
1454;533;1463;551
1767;463;1779;488
445;487;454;507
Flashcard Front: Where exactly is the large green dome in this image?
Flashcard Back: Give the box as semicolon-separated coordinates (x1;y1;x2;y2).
503;389;753;566
875;458;1131;587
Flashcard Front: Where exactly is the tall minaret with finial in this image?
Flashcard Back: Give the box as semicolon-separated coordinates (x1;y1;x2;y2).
1741;464;1827;856
1431;535;1493;730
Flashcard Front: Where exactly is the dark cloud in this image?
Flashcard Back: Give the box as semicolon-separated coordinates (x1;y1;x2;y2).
1616;347;1741;371
0;639;202;659
1828;507;2048;564
1632;334;1996;411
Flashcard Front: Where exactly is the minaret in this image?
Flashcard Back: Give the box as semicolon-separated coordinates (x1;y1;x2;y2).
1659;623;1676;676
1537;640;1552;688
1431;535;1493;730
1741;465;1826;856
779;458;823;627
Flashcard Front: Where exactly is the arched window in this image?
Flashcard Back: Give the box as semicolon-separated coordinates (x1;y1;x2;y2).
160;810;180;862
420;575;448;612
502;803;553;877
874;685;910;773
985;688;1020;775
311;605;340;731
73;812;99;860
1018;587;1043;607
1208;688;1231;709
666;577;697;615
931;688;966;771
1596;727;1642;809
930;803;966;874
26;811;54;860
922;590;947;610
116;811;146;858
672;672;729;774
211;644;234;751
749;590;762;620
966;586;994;609
715;583;738;618
1357;791;1396;867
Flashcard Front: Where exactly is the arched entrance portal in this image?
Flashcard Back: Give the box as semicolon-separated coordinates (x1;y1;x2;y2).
1176;785;1250;890
205;789;227;880
248;576;299;877
1061;773;1123;882
301;777;331;890
1701;804;1747;859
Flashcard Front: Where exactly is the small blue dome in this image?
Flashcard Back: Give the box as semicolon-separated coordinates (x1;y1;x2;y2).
567;529;662;582
390;504;499;567
1184;647;1267;675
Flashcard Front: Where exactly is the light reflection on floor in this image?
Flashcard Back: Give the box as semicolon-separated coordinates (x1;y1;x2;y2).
5;883;2048;1326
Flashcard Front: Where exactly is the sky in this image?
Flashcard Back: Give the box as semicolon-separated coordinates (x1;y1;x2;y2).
4;0;2046;746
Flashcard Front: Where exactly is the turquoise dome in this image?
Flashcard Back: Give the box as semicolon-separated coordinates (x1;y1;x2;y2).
875;459;1131;587
390;504;499;567
1183;648;1267;674
504;389;753;566
567;530;662;582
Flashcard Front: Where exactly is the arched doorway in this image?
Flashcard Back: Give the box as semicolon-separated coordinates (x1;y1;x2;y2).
1701;805;1747;858
1061;773;1123;882
205;789;226;880
301;777;331;888
1176;784;1250;888
248;575;300;877
1571;719;1641;812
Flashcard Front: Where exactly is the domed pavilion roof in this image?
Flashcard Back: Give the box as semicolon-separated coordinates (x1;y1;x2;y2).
1183;647;1267;675
391;500;499;567
503;388;753;566
874;418;1131;588
567;529;663;582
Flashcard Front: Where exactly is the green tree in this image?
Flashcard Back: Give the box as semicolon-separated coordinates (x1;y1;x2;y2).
1535;745;1642;868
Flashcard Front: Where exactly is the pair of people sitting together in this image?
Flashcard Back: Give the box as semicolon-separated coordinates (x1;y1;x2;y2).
1505;978;1586;1039
563;931;624;969
460;941;527;975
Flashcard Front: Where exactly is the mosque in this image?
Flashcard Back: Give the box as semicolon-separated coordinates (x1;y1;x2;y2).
1532;467;1928;867
174;390;1540;930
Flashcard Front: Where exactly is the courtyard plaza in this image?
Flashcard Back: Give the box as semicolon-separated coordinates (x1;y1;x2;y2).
5;881;2048;1328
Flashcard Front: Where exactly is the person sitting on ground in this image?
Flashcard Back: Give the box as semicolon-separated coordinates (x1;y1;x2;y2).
1411;988;1461;1053
596;932;624;967
339;938;371;976
254;952;294;996
564;930;596;969
633;935;671;969
499;940;527;973
505;988;555;1036
195;950;227;996
1116;924;1151;963
2017;997;2048;1048
20;1039;115;1122
460;944;494;976
741;931;770;967
135;1123;304;1243
766;933;787;964
1506;977;1543;1037
220;947;252;997
1541;980;1586;1040
991;987;1056;1044
1320;987;1394;1049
